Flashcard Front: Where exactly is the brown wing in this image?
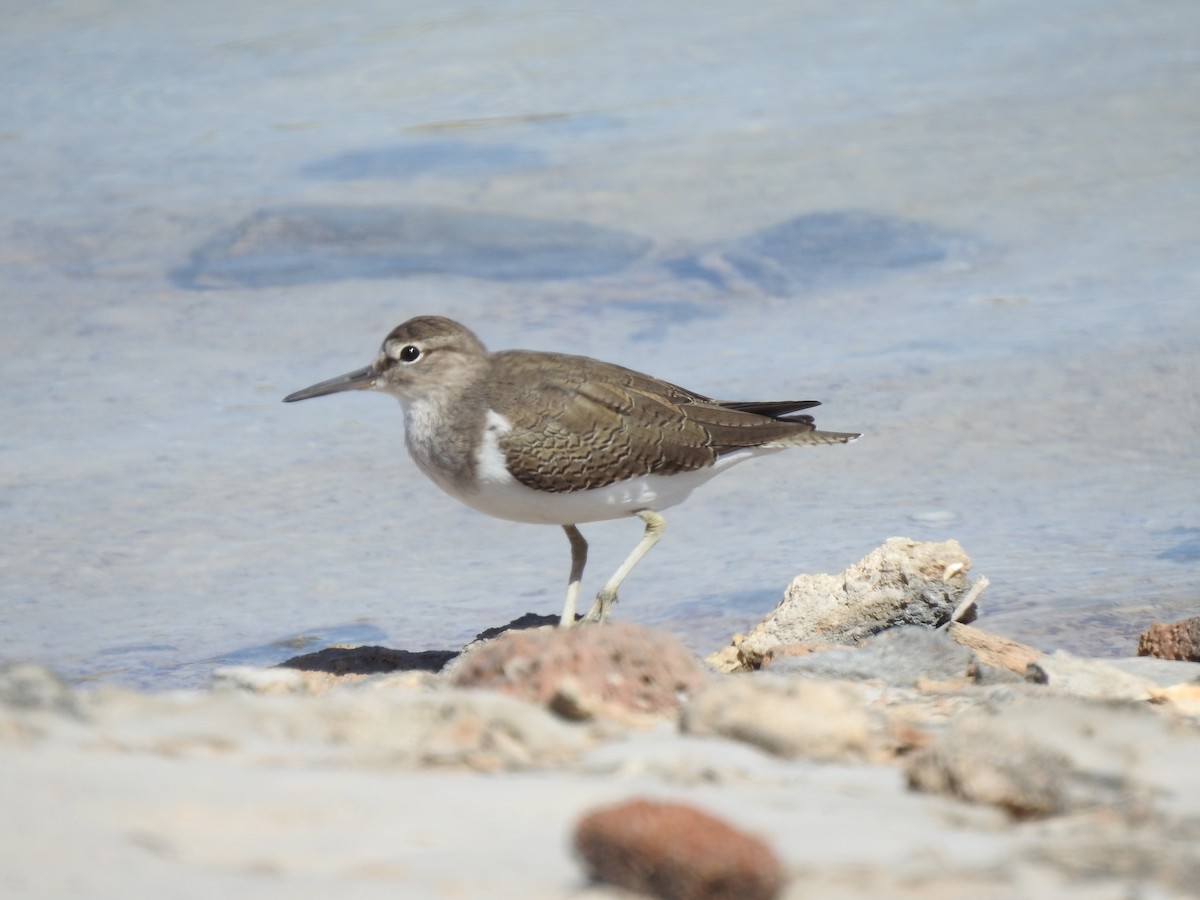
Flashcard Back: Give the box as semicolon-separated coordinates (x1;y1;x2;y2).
485;351;847;493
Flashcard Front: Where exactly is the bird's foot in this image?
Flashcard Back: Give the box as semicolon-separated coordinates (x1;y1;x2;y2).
582;588;617;624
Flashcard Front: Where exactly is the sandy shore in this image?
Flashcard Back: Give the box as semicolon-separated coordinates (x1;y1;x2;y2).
5;543;1198;899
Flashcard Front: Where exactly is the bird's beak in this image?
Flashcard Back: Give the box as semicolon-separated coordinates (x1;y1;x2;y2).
283;365;377;402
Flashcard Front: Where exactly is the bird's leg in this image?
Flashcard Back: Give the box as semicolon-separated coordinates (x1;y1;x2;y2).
584;510;666;623
559;524;588;627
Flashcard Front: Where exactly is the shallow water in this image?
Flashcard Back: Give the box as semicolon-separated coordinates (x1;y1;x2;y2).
1;1;1197;689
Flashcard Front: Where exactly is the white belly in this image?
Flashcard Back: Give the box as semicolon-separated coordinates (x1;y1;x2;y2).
458;464;728;525
454;409;771;525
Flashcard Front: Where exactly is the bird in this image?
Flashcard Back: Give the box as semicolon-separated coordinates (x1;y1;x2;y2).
283;316;859;626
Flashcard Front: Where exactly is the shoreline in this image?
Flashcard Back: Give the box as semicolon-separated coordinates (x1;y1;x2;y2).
5;540;1198;899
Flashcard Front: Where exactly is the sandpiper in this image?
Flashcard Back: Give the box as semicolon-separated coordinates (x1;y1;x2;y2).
284;316;859;626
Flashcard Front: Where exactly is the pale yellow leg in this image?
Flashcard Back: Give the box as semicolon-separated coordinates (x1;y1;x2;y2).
583;510;666;623
559;524;588;627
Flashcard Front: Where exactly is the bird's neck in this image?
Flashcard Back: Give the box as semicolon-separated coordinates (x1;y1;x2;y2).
401;391;486;498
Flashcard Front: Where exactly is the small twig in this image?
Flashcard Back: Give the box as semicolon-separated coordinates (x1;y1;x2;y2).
939;575;990;629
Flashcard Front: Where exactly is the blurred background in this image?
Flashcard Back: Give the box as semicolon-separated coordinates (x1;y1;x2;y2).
2;0;1197;688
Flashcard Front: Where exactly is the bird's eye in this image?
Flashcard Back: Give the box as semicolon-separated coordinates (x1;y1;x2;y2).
399;345;421;362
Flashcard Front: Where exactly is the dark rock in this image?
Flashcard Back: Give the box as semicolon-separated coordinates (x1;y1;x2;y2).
469;612;562;644
279;645;455;675
763;626;977;687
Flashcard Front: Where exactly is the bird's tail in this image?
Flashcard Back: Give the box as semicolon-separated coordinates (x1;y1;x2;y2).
770;429;861;448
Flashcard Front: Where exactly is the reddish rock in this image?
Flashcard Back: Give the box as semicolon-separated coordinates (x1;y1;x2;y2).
1137;617;1200;662
448;622;708;722
573;798;783;900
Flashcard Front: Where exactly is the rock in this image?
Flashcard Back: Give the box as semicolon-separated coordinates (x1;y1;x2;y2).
760;641;846;662
469;611;562;644
973;664;1028;686
681;674;887;762
279;644;456;675
704;643;743;674
403;692;590;770
1030;825;1200;897
905;695;1199;819
1148;682;1200;719
582;730;804;785
723;538;977;669
0;664;83;718
1137;616;1200;662
212;665;315;694
212;663;438;695
1102;656;1200;687
1025;651;1157;701
573;798;783;900
3;673;592;771
763;626;977;688
905;721;1081;818
447;622;709;724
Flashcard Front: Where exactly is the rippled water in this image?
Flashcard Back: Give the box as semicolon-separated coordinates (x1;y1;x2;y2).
2;1;1197;688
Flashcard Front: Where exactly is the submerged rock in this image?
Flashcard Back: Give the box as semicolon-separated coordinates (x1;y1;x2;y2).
666;210;970;296
173;204;651;288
